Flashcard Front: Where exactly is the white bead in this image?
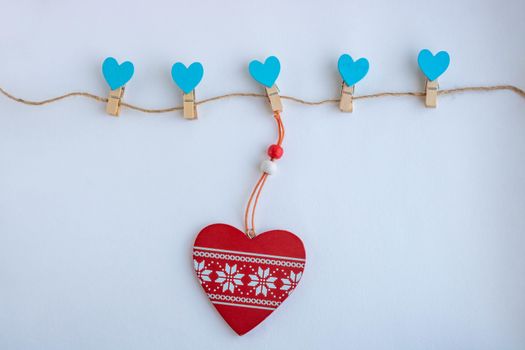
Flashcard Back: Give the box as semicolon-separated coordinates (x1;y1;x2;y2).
260;159;277;175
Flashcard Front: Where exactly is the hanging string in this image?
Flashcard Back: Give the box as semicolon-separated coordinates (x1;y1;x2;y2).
1;85;524;113
244;112;285;238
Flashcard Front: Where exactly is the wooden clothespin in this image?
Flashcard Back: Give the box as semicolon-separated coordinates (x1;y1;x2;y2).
424;79;439;108
101;57;135;117
106;87;125;116
265;85;283;112
339;83;354;112
417;49;450;108
249;56;283;112
171;62;204;120
337;54;369;113
183;90;197;119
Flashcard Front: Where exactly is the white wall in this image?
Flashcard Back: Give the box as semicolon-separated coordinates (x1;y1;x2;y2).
1;0;524;349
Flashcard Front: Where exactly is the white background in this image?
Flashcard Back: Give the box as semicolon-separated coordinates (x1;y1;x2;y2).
1;0;524;349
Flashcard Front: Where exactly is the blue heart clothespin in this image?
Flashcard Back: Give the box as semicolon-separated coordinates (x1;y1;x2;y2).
417;49;450;81
418;49;450;108
248;56;283;112
171;61;204;119
249;56;280;88
337;54;369;112
102;57;134;90
171;62;204;94
102;57;134;116
337;54;369;86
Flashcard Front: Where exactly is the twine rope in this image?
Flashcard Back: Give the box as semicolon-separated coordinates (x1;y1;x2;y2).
1;85;524;114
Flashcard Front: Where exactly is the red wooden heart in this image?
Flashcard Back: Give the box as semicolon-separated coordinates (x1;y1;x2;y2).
193;223;306;335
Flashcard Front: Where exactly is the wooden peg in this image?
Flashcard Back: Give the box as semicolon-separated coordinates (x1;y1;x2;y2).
265;85;283;112
106;87;125;116
183;90;197;119
339;83;354;112
425;79;439;108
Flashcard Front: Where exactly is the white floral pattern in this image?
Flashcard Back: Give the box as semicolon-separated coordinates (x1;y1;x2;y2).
281;270;302;292
248;267;277;296
215;263;244;293
194;259;212;283
193;246;305;311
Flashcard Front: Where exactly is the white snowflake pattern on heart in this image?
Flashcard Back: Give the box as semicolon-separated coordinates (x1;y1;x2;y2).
194;259;212;283
281;270;302;292
248;267;277;297
215;263;244;293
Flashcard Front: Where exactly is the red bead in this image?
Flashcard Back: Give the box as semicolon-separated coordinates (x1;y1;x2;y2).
267;144;284;159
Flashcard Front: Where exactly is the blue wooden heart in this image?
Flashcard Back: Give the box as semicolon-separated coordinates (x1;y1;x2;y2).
337;54;369;86
249;56;280;88
418;49;450;81
102;57;134;90
171;62;204;94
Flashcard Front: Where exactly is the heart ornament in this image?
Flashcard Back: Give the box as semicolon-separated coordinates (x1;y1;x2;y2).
338;54;369;86
248;56;280;88
417;49;450;81
171;62;204;94
193;223;306;335
102;57;134;90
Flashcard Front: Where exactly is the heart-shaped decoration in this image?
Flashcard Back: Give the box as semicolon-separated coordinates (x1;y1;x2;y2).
338;54;369;86
248;56;280;88
171;62;204;94
193;223;306;335
102;57;134;90
417;49;450;81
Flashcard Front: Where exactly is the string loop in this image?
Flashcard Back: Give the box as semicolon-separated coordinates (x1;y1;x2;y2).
244;112;285;238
